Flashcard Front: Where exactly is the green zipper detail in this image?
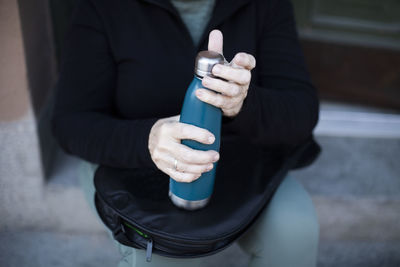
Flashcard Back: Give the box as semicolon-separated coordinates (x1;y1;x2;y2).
123;222;149;239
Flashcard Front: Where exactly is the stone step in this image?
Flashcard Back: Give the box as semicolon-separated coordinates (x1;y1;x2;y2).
318;241;400;267
314;102;400;139
293;135;400;243
293;136;400;198
314;196;400;242
0;231;120;267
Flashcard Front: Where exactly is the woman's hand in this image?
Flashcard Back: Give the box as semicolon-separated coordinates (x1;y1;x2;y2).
148;115;220;183
196;30;256;117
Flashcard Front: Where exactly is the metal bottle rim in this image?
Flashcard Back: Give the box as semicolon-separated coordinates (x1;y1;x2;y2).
169;191;210;210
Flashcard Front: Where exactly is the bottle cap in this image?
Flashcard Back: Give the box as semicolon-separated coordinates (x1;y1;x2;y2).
194;51;226;78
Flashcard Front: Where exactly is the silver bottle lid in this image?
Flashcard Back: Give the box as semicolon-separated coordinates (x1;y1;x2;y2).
195;51;226;78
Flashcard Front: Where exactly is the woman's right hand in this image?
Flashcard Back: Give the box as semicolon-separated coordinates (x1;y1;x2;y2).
148;115;220;183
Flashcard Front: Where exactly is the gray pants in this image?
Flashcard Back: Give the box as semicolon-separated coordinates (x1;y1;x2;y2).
79;161;319;267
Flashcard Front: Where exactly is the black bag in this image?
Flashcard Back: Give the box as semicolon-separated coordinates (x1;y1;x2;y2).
94;138;319;262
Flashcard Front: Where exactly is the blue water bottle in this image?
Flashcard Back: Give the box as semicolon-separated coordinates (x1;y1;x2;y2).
169;51;226;210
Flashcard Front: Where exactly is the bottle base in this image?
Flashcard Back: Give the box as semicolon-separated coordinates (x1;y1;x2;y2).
169;191;210;210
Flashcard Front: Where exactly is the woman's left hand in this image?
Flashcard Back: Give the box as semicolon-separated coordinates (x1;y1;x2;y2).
196;30;256;117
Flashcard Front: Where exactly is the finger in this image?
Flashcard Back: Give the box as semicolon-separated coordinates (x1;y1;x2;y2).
202;76;241;97
165;167;202;183
159;114;180;124
172;142;219;164
170;122;216;145
232;52;256;70
228;60;243;70
156;152;214;174
165;154;214;174
196;88;238;110
156;115;181;137
212;64;252;85
208;29;223;55
167;114;180;121
223;106;242;118
176;161;214;174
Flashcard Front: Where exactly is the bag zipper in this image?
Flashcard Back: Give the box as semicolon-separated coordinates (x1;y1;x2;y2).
122;221;217;261
146;238;153;262
122;221;215;252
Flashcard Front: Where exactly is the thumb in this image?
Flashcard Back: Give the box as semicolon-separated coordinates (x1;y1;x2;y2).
208;29;223;55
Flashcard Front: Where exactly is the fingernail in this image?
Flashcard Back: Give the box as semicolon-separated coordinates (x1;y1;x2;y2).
213;153;219;161
207;164;213;171
208;136;215;144
196;89;203;97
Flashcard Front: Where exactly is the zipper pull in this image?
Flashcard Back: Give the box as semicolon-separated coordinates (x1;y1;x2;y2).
146;239;153;262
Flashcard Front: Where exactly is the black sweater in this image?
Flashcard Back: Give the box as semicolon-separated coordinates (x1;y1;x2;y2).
52;0;320;170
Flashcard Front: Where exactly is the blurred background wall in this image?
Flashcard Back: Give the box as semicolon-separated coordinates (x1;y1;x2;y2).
294;0;400;109
0;0;399;266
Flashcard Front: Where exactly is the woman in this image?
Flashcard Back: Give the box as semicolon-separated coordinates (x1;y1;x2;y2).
52;0;320;266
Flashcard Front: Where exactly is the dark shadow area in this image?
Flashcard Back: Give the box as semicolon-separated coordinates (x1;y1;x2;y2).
17;0;58;178
48;0;78;66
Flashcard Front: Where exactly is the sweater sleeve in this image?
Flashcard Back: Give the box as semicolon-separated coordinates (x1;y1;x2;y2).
51;0;158;169
221;0;319;147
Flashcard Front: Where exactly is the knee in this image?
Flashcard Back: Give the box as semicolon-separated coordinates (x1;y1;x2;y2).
261;183;319;247
269;176;319;242
239;195;319;255
271;204;319;244
238;177;319;266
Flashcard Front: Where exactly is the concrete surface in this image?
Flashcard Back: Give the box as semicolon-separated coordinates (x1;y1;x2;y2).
318;241;400;267
0;231;120;267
